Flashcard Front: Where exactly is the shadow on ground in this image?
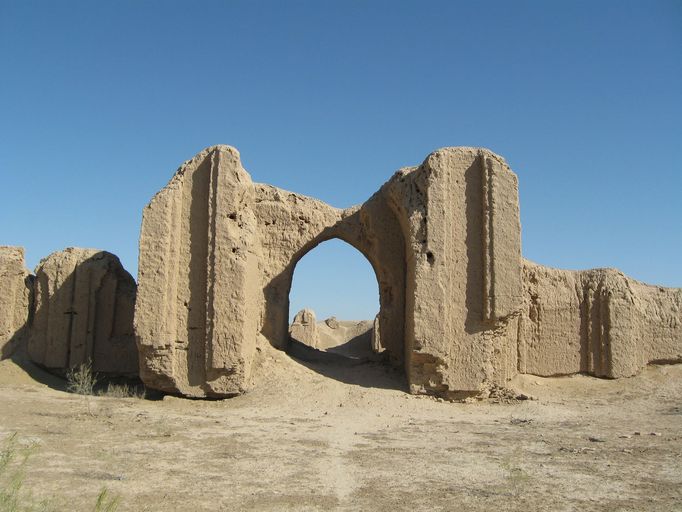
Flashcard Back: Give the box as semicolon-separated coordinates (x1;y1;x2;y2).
286;339;407;392
7;355;68;391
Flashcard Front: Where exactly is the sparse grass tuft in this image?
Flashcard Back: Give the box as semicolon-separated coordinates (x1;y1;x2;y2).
1;433;121;512
93;488;119;512
0;432;23;512
97;383;145;399
500;448;530;497
0;433;45;512
65;361;145;399
66;361;96;396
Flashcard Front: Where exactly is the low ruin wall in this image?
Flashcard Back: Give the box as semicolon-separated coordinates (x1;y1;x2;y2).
520;260;682;378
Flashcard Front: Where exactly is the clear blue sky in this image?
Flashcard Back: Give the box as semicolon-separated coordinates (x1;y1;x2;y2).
1;1;680;321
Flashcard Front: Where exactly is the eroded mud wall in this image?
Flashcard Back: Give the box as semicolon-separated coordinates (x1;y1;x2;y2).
0;246;33;359
385;148;523;396
136;146;260;397
135;145;523;398
28;248;137;374
289;308;320;348
520;261;682;378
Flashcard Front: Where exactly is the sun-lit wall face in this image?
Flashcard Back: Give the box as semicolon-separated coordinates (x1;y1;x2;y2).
288;238;379;323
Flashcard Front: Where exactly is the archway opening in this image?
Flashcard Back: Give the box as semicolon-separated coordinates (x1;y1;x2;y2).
287;238;383;362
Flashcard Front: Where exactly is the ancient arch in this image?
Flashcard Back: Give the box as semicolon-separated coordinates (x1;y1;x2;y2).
134;145;523;398
134;145;681;399
286;237;381;330
279;236;391;357
255;184;407;366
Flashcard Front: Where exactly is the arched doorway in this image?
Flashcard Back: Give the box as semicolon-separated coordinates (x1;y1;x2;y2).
287;238;381;361
257;197;408;376
283;235;404;389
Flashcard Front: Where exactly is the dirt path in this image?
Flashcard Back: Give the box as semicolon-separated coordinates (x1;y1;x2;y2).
0;347;681;511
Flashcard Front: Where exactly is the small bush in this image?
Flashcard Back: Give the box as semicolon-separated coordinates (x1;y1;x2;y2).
66;361;96;396
65;362;145;399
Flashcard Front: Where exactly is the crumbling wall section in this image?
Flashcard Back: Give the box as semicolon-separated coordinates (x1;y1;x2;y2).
385;148;523;397
289;308;320;348
519;260;682;377
136;145;261;397
0;246;33;359
28;247;137;374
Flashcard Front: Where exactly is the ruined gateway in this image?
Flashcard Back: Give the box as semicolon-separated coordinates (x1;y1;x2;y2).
134;145;681;398
1;146;680;398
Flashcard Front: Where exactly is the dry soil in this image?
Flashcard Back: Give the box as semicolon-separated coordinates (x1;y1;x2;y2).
0;343;680;511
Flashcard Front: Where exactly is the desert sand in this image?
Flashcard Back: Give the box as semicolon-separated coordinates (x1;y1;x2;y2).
1;342;680;512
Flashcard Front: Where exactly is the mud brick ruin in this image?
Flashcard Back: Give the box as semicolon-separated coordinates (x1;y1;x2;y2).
2;146;680;398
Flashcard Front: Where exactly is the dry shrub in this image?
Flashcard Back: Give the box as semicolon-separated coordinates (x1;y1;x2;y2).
66;361;96;396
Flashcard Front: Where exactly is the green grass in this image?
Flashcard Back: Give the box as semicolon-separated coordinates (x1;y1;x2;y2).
93;489;119;512
0;433;120;512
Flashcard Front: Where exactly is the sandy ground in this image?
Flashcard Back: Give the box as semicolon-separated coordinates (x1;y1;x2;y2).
0;344;681;512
